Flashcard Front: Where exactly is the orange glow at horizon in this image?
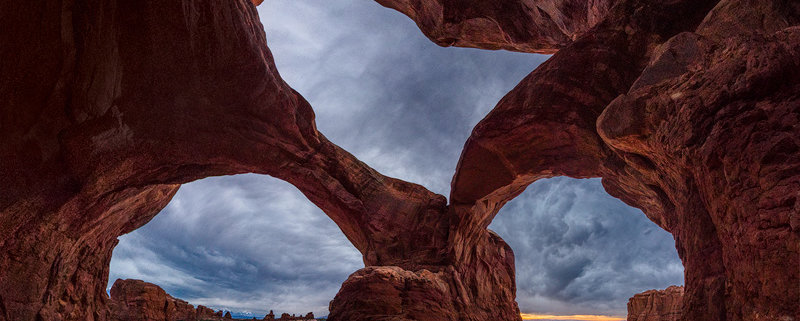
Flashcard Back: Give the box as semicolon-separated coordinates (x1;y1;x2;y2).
520;313;625;321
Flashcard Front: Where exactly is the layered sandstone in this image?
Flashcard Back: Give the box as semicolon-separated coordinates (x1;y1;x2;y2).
627;286;684;321
0;0;797;321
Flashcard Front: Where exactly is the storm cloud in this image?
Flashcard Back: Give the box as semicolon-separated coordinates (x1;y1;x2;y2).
490;178;683;316
108;0;683;318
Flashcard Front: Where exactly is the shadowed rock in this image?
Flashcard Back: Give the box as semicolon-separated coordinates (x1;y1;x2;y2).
373;0;617;53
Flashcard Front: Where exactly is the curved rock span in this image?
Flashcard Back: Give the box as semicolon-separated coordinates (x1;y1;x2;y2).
627;286;684;321
0;0;797;321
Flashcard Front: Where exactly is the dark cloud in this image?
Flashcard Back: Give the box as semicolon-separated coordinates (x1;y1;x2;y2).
109;174;362;316
109;0;682;318
259;0;543;195
489;178;683;315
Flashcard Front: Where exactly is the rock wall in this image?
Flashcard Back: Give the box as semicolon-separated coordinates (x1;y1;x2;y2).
627;286;683;321
0;0;797;321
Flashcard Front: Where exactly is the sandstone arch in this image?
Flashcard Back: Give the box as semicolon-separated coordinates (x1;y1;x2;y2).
1;1;448;319
1;0;798;321
439;0;800;320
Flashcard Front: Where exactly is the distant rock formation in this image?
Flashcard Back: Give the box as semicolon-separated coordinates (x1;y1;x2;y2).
627;286;684;321
109;279;230;321
109;280;316;321
263;310;315;320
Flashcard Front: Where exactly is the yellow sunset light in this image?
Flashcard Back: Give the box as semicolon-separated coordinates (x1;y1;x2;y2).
520;313;625;321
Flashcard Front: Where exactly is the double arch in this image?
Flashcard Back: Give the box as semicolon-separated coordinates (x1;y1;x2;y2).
0;0;797;321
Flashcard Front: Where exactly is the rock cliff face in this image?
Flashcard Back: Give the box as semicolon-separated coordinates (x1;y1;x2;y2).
627;286;684;321
109;279;230;321
0;0;797;321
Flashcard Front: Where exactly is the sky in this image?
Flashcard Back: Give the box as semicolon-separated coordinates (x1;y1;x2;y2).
108;0;684;318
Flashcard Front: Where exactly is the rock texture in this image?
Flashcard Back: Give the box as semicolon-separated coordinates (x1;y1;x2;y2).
0;0;798;321
0;0;448;320
627;286;684;321
373;0;617;53
109;279;229;321
443;0;800;320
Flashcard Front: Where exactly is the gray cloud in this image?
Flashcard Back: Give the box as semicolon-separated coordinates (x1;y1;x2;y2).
259;0;543;195
109;174;362;316
109;0;682;318
489;178;683;315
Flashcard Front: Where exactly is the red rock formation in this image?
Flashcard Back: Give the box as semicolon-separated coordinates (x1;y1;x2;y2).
329;266;456;321
0;0;798;321
0;0;448;320
373;0;617;53
374;0;799;320
441;0;800;320
627;286;684;321
109;279;228;321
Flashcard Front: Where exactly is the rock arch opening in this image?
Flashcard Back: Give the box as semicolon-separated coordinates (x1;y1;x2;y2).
257;0;548;197
488;177;684;317
108;174;362;317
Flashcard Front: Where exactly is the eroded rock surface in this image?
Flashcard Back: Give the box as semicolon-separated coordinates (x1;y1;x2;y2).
373;0;617;53
0;0;798;321
627;286;684;321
